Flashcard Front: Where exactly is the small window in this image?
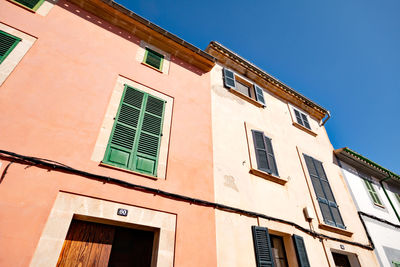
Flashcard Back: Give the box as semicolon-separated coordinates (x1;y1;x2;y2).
363;179;383;206
304;154;345;229
395;193;400;205
0;30;21;64
143;48;164;71
11;0;45;10
252;130;279;176
223;68;266;106
294;108;311;130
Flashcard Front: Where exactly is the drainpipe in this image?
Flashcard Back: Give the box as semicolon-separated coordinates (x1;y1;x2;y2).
321;111;331;126
380;176;400;223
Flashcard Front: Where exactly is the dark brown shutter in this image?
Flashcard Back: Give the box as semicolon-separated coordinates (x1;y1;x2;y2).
293;235;310;267
223;68;236;89
252;226;274;267
252;130;270;173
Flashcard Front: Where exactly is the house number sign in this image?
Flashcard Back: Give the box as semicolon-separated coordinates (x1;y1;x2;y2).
117;208;128;216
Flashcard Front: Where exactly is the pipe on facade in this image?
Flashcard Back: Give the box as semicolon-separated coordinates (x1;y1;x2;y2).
380;176;400;222
321;110;331;126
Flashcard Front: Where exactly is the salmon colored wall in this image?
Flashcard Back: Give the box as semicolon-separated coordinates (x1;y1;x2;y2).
0;1;216;266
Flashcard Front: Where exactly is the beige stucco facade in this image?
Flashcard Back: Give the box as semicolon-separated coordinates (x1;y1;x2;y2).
208;44;380;266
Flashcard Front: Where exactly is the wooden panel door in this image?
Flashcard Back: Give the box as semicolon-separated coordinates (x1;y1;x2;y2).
57;220;116;267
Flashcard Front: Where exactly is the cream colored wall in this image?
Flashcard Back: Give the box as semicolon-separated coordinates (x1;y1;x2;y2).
211;63;378;266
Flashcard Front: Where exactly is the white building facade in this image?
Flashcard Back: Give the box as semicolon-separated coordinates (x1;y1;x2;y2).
336;148;400;267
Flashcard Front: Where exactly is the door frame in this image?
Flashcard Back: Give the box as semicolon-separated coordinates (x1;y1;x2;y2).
30;191;176;267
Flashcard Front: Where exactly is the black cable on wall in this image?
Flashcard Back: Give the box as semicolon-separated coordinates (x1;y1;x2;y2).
0;149;374;250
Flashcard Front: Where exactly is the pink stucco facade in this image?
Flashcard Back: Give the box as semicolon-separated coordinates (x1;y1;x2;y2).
0;1;216;266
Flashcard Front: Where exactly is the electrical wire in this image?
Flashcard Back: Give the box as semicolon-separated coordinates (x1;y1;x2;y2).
0;149;374;250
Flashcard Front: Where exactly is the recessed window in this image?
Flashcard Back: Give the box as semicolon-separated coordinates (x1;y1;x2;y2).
304;154;346;229
223;68;266;106
0;30;21;64
252;130;278;177
10;0;45;10
359;172;384;207
294;108;311;130
103;85;165;177
395;193;400;205
143;48;164;71
252;226;310;267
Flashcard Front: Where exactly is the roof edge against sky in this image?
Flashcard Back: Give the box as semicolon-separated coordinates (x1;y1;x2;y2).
335;147;400;182
68;0;216;71
206;41;330;119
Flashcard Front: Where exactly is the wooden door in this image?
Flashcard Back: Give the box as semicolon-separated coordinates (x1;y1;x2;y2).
57;220;115;267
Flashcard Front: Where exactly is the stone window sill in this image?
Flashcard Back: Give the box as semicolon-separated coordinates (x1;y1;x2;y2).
230;88;264;108
292;122;317;137
250;168;287;185
100;162;158;180
318;223;353;237
141;61;164;73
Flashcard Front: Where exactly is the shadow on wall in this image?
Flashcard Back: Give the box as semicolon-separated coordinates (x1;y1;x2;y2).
56;0;206;76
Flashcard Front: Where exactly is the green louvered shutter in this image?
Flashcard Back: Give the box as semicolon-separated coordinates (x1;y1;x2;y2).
135;94;165;176
363;179;383;205
293;235;310;267
14;0;42;9
103;85;165;176
223;68;236;89
252;226;274;267
0;31;21;64
144;48;164;70
254;84;266;106
304;154;345;229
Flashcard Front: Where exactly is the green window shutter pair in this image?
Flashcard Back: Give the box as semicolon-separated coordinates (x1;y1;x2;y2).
252;130;279;176
363;178;383;206
252;226;310;267
0;30;21;64
294;109;311;130
12;0;44;10
103;85;165;176
144;48;164;71
223;68;266;106
304;154;345;229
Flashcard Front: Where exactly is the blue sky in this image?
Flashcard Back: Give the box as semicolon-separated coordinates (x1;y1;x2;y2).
122;0;400;173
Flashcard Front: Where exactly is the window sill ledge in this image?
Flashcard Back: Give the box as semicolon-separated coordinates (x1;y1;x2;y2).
229;88;264;108
292;122;317;137
373;203;386;209
141;62;164;73
99;162;158;180
318;223;353;237
250;168;287;185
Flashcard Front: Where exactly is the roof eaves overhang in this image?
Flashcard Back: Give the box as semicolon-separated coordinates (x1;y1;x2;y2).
335;147;400;182
67;0;216;71
206;41;329;121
